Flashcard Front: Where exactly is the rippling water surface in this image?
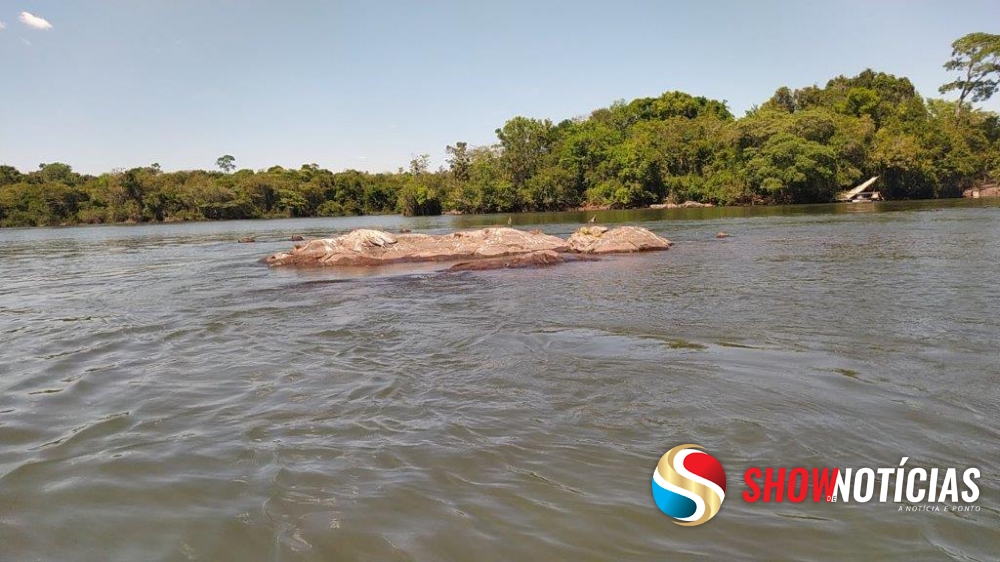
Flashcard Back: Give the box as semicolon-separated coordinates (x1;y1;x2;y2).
1;200;998;561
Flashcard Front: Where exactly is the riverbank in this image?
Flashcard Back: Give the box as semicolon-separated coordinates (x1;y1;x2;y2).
4;194;993;230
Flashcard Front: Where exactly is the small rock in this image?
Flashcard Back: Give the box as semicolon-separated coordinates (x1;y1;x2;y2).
290;235;304;241
716;232;730;239
399;228;412;233
577;225;609;236
238;236;256;243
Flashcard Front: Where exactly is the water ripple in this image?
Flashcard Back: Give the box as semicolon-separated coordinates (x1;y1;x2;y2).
0;201;997;560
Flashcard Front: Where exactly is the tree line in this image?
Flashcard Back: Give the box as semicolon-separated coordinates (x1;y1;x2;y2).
2;33;998;227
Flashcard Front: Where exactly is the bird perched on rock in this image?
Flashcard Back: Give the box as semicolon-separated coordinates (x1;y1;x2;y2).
588;215;597;223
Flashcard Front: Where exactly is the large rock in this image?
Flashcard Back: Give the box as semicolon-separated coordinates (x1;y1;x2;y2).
264;227;569;267
566;226;672;254
265;226;673;268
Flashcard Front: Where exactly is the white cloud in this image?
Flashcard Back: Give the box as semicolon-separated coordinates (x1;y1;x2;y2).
0;21;7;30
19;12;53;30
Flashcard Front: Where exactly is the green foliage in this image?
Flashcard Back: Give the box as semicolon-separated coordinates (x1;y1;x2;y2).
521;166;579;211
446;142;471;182
625;91;735;122
3;39;1000;228
744;133;838;203
397;162;443;216
0;165;24;189
495;117;554;189
397;181;442;216
0;163;405;227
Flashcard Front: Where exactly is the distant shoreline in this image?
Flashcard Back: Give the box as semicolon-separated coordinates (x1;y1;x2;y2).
3;195;992;230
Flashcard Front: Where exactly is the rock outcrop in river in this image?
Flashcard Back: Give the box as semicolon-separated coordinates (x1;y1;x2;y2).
649;201;714;209
963;184;1000;198
263;226;671;269
566;226;673;253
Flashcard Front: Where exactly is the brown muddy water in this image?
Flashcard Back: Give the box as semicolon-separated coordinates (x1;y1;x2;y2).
0;199;998;561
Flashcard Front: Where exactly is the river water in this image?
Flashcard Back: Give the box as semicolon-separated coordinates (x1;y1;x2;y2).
0;200;997;561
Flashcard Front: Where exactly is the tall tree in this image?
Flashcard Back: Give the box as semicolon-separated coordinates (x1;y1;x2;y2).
495;117;553;189
408;153;430;175
940;33;1000;117
216;154;236;173
446;142;471;181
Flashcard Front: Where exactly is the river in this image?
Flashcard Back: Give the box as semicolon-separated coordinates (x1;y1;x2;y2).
0;199;997;560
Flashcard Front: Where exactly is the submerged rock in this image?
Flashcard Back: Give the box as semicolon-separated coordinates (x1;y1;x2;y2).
566;226;672;254
264;227;569;267
448;250;597;271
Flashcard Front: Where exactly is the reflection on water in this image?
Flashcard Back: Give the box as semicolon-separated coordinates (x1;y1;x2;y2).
0;199;998;560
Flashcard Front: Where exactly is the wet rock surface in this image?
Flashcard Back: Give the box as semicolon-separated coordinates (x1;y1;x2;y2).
447;250;599;271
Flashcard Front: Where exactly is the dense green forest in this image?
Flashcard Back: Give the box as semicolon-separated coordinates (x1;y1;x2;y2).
3;33;999;227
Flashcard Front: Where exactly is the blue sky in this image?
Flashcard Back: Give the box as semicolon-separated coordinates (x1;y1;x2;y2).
1;1;998;174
